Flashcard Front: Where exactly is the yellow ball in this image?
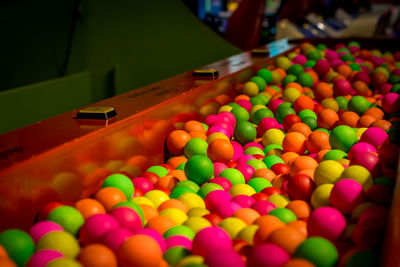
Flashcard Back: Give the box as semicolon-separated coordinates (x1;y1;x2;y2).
219;217;247;239
229;184;256;197
336;158;350;166
36;231;80;258
144;190;169;208
282;87;301;103
243;81;260;97
340;165;373;190
177;255;204;267
131;196;155;208
314;160;344;186
187;207;210;217
183;217;211;233
271;71;283;85
356;127;367;140
321;98;339;111
262;129;285;147
207;132;230;144
159;208;188;225
46;258;82;267
218;105;233;113
311;184;334;209
178;193;205;210
267;194;290;208
237;225;259;245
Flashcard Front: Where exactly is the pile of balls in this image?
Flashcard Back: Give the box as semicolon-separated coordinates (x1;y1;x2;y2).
0;41;399;267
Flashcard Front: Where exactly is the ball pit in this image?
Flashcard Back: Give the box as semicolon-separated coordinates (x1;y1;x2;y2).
1;41;399;267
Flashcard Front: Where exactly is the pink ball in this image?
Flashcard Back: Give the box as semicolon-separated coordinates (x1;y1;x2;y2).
370;56;385;67
216;201;242;218
26;250;64;267
100;228;133;253
293;54;308;65
244;142;264;150
110;207;142;231
237;154;255;165
209;177;233;191
248;243;290;267
213;162;228;177
231;194;256;208
349;46;360;53
325;49;339;61
307;207;346;241
382;92;400;113
165;235;192;250
330;59;344;68
205;115;219;126
379;83;392;94
360;127;389;148
132;177;154;193
350;151;380;177
234;163;255;182
257;117;281;136
330;179;364;214
205;249;245;267
192;226;232;257
268;99;285;113
207;126;231;138
314;59;331;76
334;79;352;96
335;44;346;50
205;190;232;211
231;141;244;161
29;221;63;243
251;200;276;215
81;214;119;244
218;111;236;127
134;228;166;252
347;142;377;161
236;99;252;112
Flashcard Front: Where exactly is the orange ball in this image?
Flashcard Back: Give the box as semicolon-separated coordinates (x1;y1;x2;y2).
281;152;299;165
168;169;187;182
215;94;232;106
252;168;276;182
78;244;117;267
288;123;311;138
274;68;287;79
357;114;376;128
282;258;316;267
371;119;392;131
156;175;178;191
119;234;162;267
317;109;339;130
306;131;331;153
353;81;369;96
286;200;312;221
314;82;333;101
253;215;285;245
207;139;234;163
167;156;188;169
267;226;306;254
75;198;106;219
166;130;191;156
285;82;303;93
293;95;314;112
233;208;261;225
288;220;308;236
126;155;150;172
363;107;384;120
158;199;189;213
94;187;127;212
282;132;307;154
271;174;289;189
189;131;207;141
315;149;330;162
339;111;360;128
336;64;352;78
184;121;206;134
140;204;159;223
235;94;250;101
145;215;176;235
306;70;318;84
289;156;318;176
0;245;8;258
0;258;17;267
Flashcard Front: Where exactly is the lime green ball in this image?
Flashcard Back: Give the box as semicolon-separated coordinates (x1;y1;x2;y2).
263;155;285;168
47;206;84;236
298;73;314;88
176;162;186;170
341;53;354;62
36;231;80;258
374;66;390;77
263;144;283;154
234;121;257;145
197;183;224;199
101;173;135;200
170;186;196;199
250;95;267;106
302;116;318;130
0;229;34;267
288;64;304;77
164;225;196;239
247;177;272;192
340;165;373;190
257;69;272;84
295;237;338;267
243;81;260;97
282;74;298;87
253;108;274;125
338;47;350;53
316;44;327;50
304;60;316;68
250;76;267;91
113;201;145;223
175;180;200;192
276;56;292;70
298;109;317;120
276;106;296;124
246;159;267;170
329;125;358;152
231;106;250;122
219;168;245;185
146;165;168;177
244;147;265;156
348;96;371;115
184;155;214;185
164;247;191;266
282;87;301;103
322;149;347;161
307;50;322;61
335;96;349;110
268;208;297;223
184;138;208;158
348;41;360;48
46;258;82;267
287;52;298;60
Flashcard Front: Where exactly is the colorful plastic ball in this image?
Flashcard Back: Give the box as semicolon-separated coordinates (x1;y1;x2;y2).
262;129;285;148
276;56;292;70
46;206;84;236
36;231;80;258
119;234;162;267
348;96;371;115
110;207;142;231
257;68;273;83
197;183;224;199
282;132;307;154
329;125;358;152
243;82;259;97
298;73;314;88
294;237;338;267
100;228;133;253
282;87;301;103
219;168;245;186
306;130;330;153
0;257;18;267
359;127;389;148
144;190;169;208
204;249;245;267
340;165;373;191
75;198;106;220
268;194;290;208
234;121;257;145
267;225;306;254
350;151;380;176
230;106;250;122
163;247;191;266
184;138;208;158
315;59;331;75
184;155;214;185
80;214;119;244
232;194;256;208
101;173;134;200
253;108;274;125
347;142;377;161
333;79;352;96
178;192;205;210
314;160;344;186
167;130;192;155
285;200;312;221
45;258;82;267
247;177;272;192
26;249;64;267
322;149;347;161
78;244;117;267
330;179;364;214
248;243;290;267
165;235;192;250
234;163;255;182
207;139;234;163
204;190;232;211
29;221;63;243
192;227;232;257
164;225;195;240
382;92;400;113
311;184;334;209
229;184;256;197
268;208;297;223
288;64;304;77
0;229;34;267
287;174;315;201
250;76;267;91
146;165;169;177
307;207;346;241
302;116;318;130
95;187;127;212
219;217;247;239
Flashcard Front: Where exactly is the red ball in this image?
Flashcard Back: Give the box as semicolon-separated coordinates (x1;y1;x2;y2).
282;114;302;132
252;192;269;201
334;79;352;96
261;187;282;197
270;163;290;175
203;213;223;226
286;174;315;201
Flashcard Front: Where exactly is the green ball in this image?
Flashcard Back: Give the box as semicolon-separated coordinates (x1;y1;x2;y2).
348;96;371;115
113;201;145;224
247;177;272;192
246;159;267;170
335;96;349;110
307;50;322;61
219;168;245;185
295;237;338;267
47;206;84;236
282;74;298;87
345;250;379;267
316;44;327;50
46;258;82;267
164;247;191;266
175;180;200;192
329;125;358;152
101;173;135;200
201;123;209;132
184;138;208;158
250;95;267;106
263;155;285;169
170;186;196;199
231;106;250;122
253;108;274;125
263;144;283;154
234;121;257;145
338;47;350;53
276;106;296;124
288;64;304;77
373;177;395;187
163;225;196;239
197;183;224;198
36;231;80;258
146;166;169;177
304;60;316;68
348;41;360;48
176;162;186;170
268;207;297;223
275;56;292;70
302;117;318;130
257;69;272;84
250;76;267;91
298;109;317;120
389;75;400;84
298;73;314;88
341;53;354;62
184;155;214;185
348;63;361;71
244;147;265;156
322;149;348;161
0;229;34;267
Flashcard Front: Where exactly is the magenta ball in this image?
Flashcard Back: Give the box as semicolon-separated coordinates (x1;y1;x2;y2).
210;119;234;133
244;142;264;150
325;49;339;60
334;79;352;96
330;179;364;214
216;201;242;218
231;141;244;161
205;190;232;211
251;200;276;215
134;228;166;252
236;99;252;112
349;46;360;53
353;71;371;84
231;195;256;208
307;207;346;241
347;142;377;161
350;152;380;176
205;114;219;126
209;177;233;191
192;226;232;257
234;163;255;182
360;127;389;148
110;207;142;231
29;221;63;243
26;250;64;267
218;111;237;127
205;249;245;267
207;126;231;138
293;54;307;65
268;99;285;113
258;117;281;136
165;235;192;250
330;59;344;68
81;214;119;244
100;228;133;253
132;177;153;193
379;83;392;94
248;243;290;267
314;59;331;75
213;162;228;177
382;92;400;113
237;154;256;165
